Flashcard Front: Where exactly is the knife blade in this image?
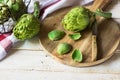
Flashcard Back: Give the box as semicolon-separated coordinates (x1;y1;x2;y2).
91;19;98;61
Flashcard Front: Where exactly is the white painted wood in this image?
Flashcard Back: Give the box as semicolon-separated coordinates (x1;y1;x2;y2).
0;71;120;80
12;35;43;50
0;50;120;74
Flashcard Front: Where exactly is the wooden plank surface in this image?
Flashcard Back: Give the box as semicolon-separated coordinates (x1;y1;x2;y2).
0;0;120;80
0;50;120;80
0;71;120;80
0;50;120;73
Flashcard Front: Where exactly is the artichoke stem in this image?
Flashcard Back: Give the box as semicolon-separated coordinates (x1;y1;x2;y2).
33;1;40;19
95;9;112;18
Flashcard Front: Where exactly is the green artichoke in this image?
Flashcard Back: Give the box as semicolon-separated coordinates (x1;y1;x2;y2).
5;0;27;20
13;1;40;40
62;7;91;32
0;0;4;3
0;3;11;24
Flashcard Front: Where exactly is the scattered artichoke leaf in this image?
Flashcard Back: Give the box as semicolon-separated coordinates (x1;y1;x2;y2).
57;42;72;55
48;30;66;41
68;33;81;40
72;49;83;62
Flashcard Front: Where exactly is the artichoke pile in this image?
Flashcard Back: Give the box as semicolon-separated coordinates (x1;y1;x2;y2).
0;0;28;33
0;2;15;33
0;0;40;40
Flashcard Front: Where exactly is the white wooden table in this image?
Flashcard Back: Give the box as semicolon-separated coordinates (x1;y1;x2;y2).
0;0;120;80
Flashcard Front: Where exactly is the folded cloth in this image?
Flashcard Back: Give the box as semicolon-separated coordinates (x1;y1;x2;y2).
0;0;93;60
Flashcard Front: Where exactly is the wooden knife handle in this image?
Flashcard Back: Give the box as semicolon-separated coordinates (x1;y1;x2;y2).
92;35;97;61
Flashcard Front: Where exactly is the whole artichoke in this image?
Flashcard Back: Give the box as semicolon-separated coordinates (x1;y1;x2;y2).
13;1;40;40
5;0;27;20
62;7;91;32
0;3;11;24
13;14;40;40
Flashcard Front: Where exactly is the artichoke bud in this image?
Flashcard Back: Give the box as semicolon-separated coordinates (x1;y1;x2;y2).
13;14;40;40
0;3;11;24
62;7;92;32
13;1;40;40
5;0;27;20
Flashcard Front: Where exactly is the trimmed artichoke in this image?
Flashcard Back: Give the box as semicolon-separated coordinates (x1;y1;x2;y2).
57;42;72;55
62;7;91;32
13;1;40;40
5;0;27;20
0;3;11;24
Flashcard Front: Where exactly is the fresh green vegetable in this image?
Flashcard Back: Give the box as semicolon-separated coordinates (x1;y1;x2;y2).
0;3;11;24
62;7;91;32
57;42;72;55
5;0;27;20
13;1;40;40
69;33;81;40
62;6;112;32
33;1;40;18
95;9;112;18
0;0;4;3
48;30;66;41
72;49;83;62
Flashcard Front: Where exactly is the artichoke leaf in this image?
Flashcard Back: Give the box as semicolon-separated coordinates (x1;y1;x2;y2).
48;30;66;41
68;33;81;40
57;42;72;55
72;49;83;62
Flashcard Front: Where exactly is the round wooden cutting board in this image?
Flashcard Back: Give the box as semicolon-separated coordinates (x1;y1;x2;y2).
39;1;120;67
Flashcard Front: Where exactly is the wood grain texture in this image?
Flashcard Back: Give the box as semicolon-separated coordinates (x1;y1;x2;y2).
0;70;120;80
39;0;120;67
0;50;120;73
